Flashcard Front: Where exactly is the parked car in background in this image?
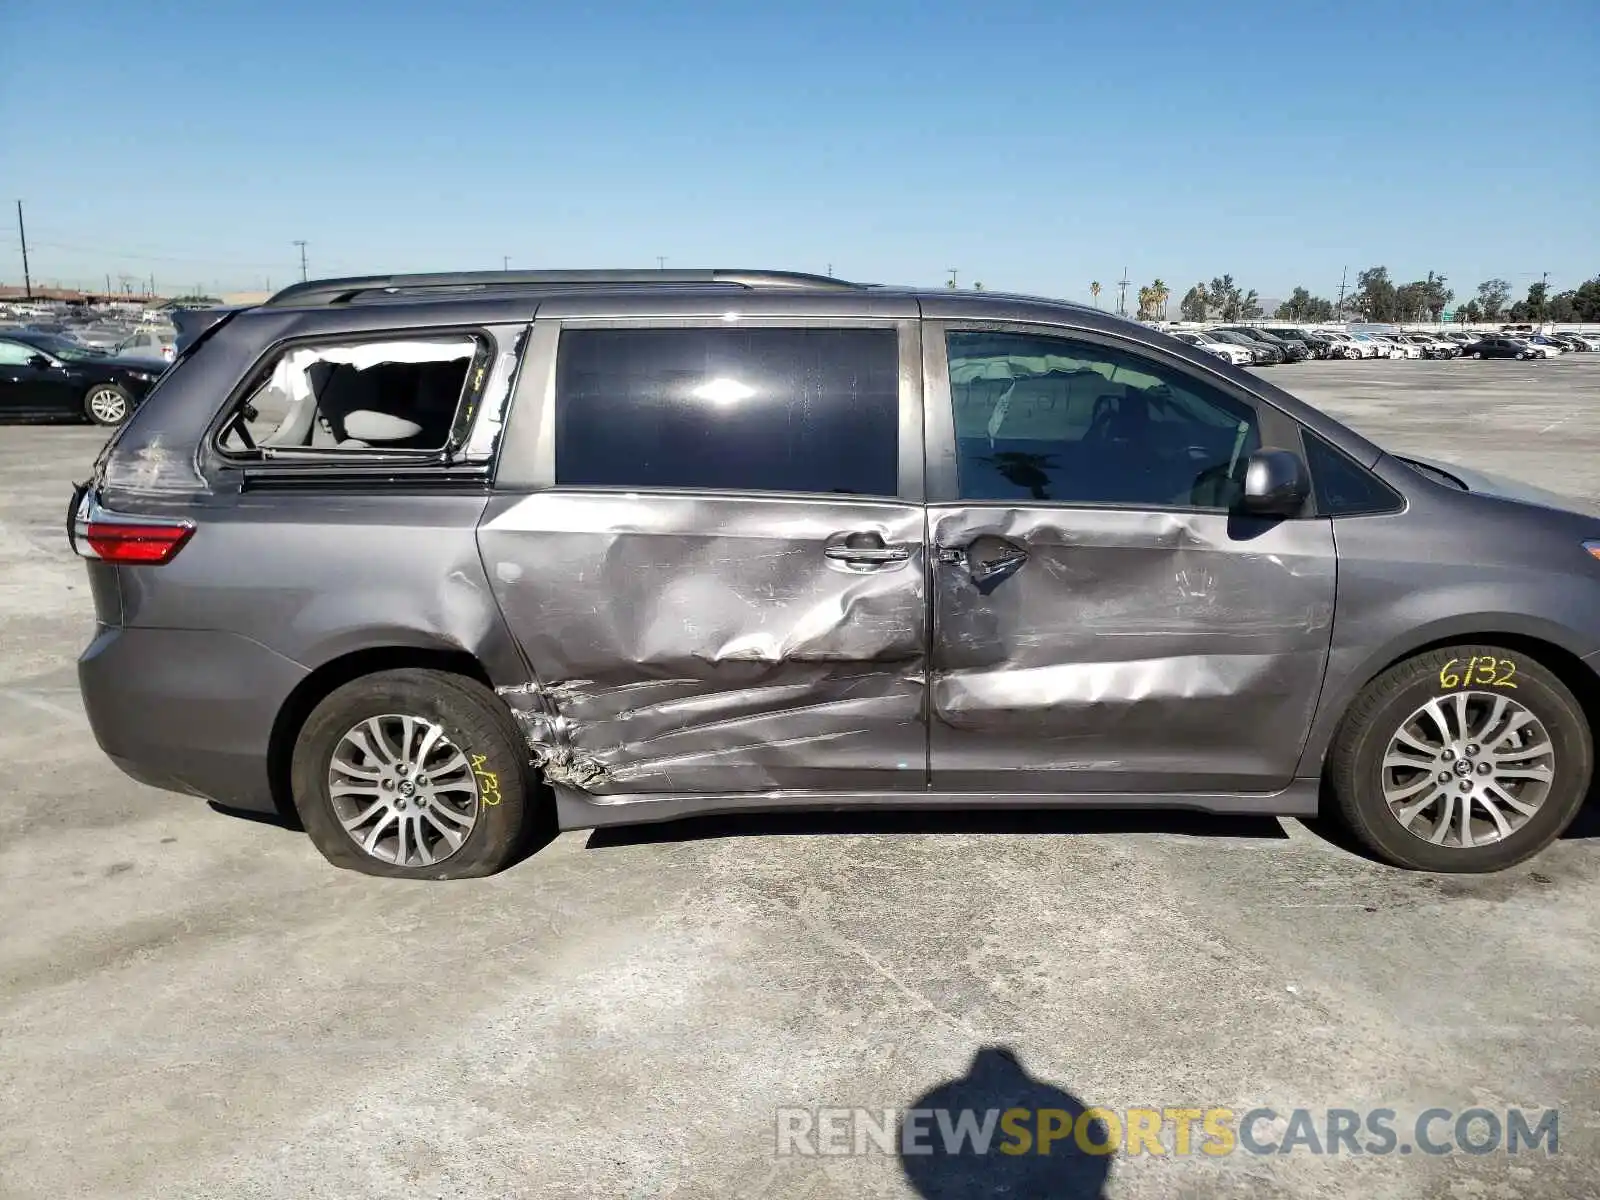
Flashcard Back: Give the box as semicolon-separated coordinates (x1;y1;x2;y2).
1315;331;1364;359
116;328;177;363
1545;335;1588;353
1465;335;1540;360
1260;327;1327;358
67;268;1600;881
0;331;168;424
1218;327;1309;363
1171;329;1254;366
1206;329;1282;364
1344;333;1387;359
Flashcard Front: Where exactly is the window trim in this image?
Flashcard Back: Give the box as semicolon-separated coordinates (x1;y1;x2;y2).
922;319;1303;512
202;323;518;476
493;316;924;504
1301;429;1406;517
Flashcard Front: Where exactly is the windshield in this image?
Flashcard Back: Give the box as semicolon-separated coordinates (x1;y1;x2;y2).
23;334;108;362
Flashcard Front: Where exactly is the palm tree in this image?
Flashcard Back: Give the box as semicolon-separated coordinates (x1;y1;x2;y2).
1090;281;1102;308
1152;278;1170;320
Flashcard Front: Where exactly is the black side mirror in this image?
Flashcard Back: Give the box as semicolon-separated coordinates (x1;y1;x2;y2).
27;354;53;370
1238;448;1310;517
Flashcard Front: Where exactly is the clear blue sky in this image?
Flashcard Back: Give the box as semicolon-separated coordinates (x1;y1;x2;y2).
2;0;1596;304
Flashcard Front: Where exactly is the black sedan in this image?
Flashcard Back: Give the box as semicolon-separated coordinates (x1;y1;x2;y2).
0;332;167;425
1206;329;1284;364
1464;335;1540;360
1218;326;1308;362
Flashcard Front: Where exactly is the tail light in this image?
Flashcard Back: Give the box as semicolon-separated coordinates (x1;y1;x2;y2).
70;487;194;565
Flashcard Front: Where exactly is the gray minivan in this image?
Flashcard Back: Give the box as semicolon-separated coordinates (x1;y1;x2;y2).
70;270;1600;878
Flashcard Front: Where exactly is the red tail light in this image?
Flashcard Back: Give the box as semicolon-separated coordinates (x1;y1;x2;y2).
84;521;194;564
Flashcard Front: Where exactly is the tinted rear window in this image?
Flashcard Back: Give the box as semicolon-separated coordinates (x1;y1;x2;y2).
554;327;899;496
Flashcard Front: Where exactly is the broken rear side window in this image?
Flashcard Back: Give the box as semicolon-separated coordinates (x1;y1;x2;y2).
218;336;488;455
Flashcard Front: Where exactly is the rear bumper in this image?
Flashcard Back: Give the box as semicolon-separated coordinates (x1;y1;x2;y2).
79;625;309;815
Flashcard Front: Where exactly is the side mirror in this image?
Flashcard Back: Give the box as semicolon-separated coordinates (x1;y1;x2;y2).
1238;448;1310;517
27;354;53;370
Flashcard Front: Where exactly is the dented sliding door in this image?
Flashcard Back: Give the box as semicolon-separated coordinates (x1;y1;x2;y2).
480;313;929;795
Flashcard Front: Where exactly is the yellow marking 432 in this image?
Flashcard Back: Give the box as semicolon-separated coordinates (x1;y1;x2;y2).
1438;657;1517;690
469;752;503;806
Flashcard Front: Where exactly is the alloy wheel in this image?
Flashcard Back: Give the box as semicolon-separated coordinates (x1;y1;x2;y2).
87;387;128;423
327;714;480;866
1380;691;1555;849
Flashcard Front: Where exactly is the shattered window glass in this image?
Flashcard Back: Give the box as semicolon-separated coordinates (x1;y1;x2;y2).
554;327;900;496
220;337;481;453
946;331;1261;508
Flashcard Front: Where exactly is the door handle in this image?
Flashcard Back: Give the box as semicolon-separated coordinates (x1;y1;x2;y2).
938;537;1030;590
824;544;910;564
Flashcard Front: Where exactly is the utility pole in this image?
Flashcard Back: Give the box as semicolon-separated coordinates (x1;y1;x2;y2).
1116;267;1130;317
1540;271;1548;326
293;240;308;282
16;201;32;298
947;267;959;290
1336;265;1348;321
657;256;667;271
502;256;510;271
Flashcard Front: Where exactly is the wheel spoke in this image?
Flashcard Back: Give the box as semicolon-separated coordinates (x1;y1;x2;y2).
1394;788;1444;826
1424;794;1456;843
1457;790;1474;848
1494;765;1553;783
1384;772;1435;803
413;817;436;865
339;797;387;829
423;810;466;849
330;782;383;798
330;759;383;781
429;801;474;827
1383;750;1435;773
1471;694;1511;743
368;717;405;764
416;722;445;768
1493;740;1552;764
394;815;409;865
1484;780;1540;817
1418;699;1453;745
1393;727;1439;757
362;810;397;852
1476;794;1515;840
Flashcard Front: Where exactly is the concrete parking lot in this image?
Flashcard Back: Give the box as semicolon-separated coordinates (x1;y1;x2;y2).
3;356;1599;1199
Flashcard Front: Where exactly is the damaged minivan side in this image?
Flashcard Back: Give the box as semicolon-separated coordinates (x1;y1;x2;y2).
72;270;1600;879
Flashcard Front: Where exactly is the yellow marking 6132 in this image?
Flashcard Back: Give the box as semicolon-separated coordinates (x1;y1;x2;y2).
469;752;503;806
1438;657;1517;690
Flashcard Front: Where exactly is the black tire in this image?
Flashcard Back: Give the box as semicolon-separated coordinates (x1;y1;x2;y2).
83;383;132;426
290;668;537;879
1515;351;1528;360
1328;645;1592;872
1472;351;1483;360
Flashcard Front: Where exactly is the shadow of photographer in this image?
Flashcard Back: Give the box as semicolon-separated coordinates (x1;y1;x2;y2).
899;1046;1112;1199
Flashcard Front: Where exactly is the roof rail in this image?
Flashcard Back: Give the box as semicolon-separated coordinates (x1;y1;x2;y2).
262;269;864;307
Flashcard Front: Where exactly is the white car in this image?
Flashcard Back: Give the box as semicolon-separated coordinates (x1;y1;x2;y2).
1170;329;1253;366
1344;332;1387;358
1314;331;1363;359
1372;336;1418;359
1517;337;1561;359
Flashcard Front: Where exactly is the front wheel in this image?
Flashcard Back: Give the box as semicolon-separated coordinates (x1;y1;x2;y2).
290;668;538;878
1472;351;1484;360
1516;351;1528;360
1327;646;1592;872
83;384;132;426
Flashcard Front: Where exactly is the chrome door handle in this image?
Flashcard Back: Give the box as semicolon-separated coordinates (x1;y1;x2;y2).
824;545;910;564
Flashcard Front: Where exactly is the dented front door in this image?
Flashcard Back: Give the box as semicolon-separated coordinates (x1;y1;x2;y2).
478;317;929;796
924;321;1336;794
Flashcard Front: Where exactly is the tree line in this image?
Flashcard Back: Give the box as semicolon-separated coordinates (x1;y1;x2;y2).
1137;268;1600;325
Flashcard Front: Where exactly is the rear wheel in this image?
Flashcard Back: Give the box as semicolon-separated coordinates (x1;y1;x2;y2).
1472;351;1484;360
83;384;131;426
1328;646;1592;872
1516;351;1528;360
290;669;536;878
